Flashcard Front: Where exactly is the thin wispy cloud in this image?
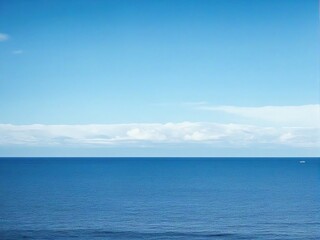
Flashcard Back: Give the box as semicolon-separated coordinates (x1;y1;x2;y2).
197;104;320;127
182;101;208;106
12;50;23;55
0;33;9;42
0;122;318;148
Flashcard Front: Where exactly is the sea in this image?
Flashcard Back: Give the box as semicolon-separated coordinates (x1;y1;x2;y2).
0;157;319;240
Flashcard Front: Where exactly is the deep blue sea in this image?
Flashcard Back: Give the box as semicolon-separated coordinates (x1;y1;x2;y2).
0;158;319;240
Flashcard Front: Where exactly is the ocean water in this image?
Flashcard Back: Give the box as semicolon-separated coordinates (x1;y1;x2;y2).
0;157;319;240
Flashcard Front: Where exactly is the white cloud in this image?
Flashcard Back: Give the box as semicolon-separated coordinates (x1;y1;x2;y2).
0;122;318;148
198;104;320;127
0;33;9;42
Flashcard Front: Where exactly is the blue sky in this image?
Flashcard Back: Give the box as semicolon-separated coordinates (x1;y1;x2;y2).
0;0;319;156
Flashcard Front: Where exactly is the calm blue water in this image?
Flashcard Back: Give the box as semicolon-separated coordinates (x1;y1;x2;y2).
0;158;319;240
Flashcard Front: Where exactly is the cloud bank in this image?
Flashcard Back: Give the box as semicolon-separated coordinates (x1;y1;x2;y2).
0;122;318;149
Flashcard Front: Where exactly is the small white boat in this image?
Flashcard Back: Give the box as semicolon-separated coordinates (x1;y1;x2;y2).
299;160;306;164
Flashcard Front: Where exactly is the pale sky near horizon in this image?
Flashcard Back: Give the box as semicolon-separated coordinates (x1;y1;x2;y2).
0;0;319;156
